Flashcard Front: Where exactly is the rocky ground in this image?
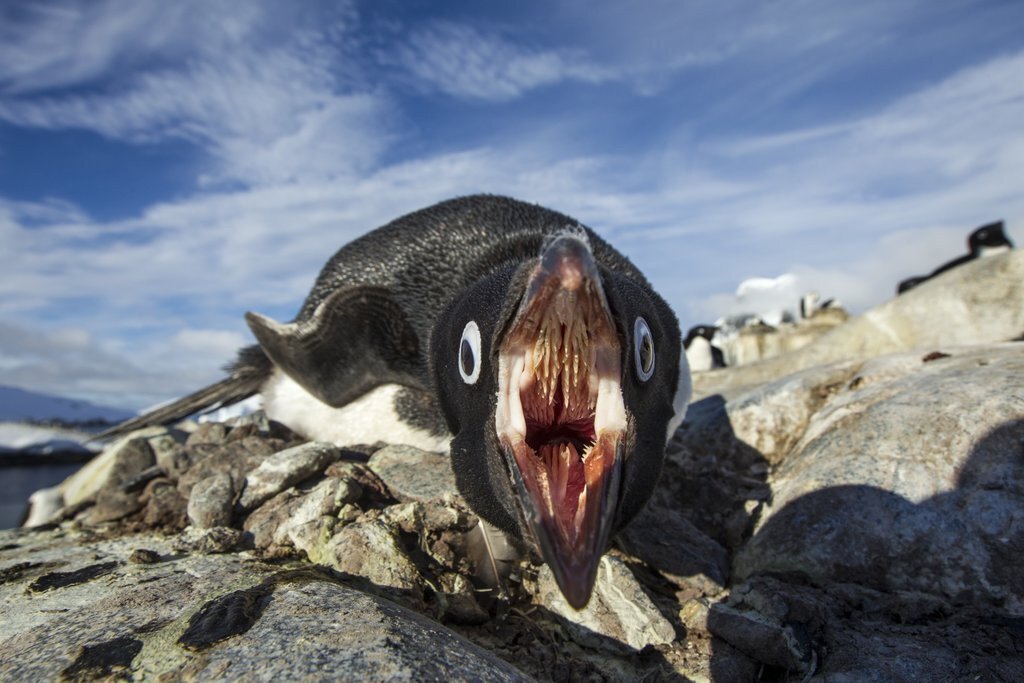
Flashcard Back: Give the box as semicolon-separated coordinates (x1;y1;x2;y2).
1;252;1022;681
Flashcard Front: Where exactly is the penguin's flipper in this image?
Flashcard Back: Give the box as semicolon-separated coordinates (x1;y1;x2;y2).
94;352;269;441
246;285;423;408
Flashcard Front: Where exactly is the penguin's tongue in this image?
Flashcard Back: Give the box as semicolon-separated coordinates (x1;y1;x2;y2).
495;235;626;609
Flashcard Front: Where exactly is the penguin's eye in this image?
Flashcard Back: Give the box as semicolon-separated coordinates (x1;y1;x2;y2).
634;316;655;382
459;320;482;385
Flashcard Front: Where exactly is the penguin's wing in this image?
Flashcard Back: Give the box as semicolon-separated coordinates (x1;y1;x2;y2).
246;284;424;408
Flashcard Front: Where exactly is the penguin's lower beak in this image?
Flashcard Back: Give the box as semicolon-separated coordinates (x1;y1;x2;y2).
494;234;626;609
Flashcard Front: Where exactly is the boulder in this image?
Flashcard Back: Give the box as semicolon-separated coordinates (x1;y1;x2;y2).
536;555;676;653
238;442;341;510
680;341;1024;679
367;445;459;502
0;528;528;682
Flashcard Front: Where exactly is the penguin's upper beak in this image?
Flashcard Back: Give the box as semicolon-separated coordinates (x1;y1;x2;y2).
494;234;626;609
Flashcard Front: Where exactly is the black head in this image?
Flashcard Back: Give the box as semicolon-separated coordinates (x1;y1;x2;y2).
968;221;1012;252
684;325;718;347
432;232;689;608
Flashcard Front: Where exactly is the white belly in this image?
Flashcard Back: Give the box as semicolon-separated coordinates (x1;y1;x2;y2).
685;337;714;372
261;370;452;452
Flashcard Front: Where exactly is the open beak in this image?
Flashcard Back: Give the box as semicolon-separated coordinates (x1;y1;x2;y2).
494;234;626;609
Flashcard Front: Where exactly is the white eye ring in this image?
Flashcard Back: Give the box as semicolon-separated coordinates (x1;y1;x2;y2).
634;316;655;382
459;320;482;385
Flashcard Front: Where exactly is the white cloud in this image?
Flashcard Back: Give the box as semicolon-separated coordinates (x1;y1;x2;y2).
0;0;380;186
0;318;253;410
387;21;617;101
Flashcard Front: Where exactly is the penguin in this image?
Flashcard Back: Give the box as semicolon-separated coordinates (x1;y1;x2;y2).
100;195;691;609
799;292;840;320
897;220;1013;294
683;325;725;371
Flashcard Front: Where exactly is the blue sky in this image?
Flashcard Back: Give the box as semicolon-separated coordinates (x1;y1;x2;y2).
1;0;1022;411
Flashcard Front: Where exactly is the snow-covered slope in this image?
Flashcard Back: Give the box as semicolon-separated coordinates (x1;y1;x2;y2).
0;385;135;424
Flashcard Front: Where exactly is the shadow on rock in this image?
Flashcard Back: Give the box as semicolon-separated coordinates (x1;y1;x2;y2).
712;418;1024;681
627;394;771;574
610;395;772;678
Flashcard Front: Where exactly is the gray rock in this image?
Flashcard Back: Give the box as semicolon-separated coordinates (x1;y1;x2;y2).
176;435;281;498
187;472;235;528
717;575;1024;682
239;442;341;510
172;526;244;554
56;426;169;510
707;603;812;673
185;421;227;447
537;554;676;653
368;444;458;502
316;519;424;598
734;344;1024;610
617;502;730;587
0;528;529;682
438;572;490;625
243;476;359;551
145;430;188;475
717;306;849;368
180;580;529;681
85;437;157;524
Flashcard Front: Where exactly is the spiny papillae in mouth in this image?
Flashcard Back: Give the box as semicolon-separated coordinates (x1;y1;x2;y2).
509;292;622;548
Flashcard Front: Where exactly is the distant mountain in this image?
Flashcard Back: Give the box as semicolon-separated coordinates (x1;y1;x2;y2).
0;385;135;424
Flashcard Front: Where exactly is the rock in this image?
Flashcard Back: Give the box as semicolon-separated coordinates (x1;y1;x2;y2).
185;421;227;447
187;472;235;528
171;526;244;554
238;442;341;510
367;445;459;502
694;249;1024;395
178;580;530;681
734;344;1024;610
243;476;359;551
57;427;169;510
317;519;424;598
438;572;490;624
707;603;812;673
129;549;161;564
537;554;676;653
617;502;730;587
85;437;157;524
0;528;529;682
139;478;188;529
717;575;1024;681
176;435;281;498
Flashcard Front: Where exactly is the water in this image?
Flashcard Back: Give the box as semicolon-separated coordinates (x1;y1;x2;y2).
0;461;84;529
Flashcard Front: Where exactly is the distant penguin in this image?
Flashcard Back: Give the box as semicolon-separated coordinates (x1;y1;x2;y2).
898;220;1013;294
799;292;839;320
100;195;691;609
684;325;726;371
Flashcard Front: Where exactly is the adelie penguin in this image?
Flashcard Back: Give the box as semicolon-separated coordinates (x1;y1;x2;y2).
103;195;692;609
898;220;1014;294
684;325;726;371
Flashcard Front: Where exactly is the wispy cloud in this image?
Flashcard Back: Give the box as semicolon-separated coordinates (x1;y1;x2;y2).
0;319;244;409
0;0;382;185
386;21;617;101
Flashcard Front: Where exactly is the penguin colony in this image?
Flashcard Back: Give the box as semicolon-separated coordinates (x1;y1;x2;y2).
104;195;691;608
